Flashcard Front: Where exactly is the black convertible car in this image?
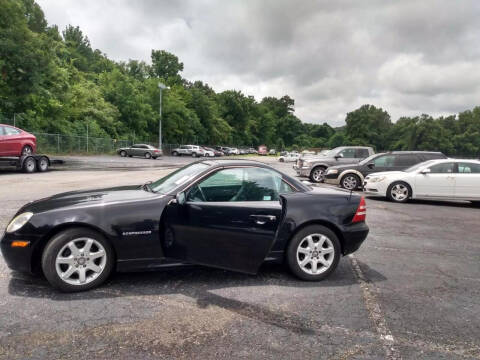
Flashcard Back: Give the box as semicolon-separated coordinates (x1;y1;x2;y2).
1;160;369;292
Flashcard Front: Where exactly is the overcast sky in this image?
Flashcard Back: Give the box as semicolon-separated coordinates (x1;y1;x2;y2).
37;0;480;127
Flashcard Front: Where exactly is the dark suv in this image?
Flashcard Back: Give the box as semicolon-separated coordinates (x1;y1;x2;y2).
324;151;447;190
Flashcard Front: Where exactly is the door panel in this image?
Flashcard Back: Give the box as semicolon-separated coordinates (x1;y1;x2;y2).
415;162;456;198
455;162;480;199
162;201;282;273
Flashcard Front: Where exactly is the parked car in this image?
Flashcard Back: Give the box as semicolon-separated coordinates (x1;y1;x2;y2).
294;146;375;183
269;149;277;155
363;159;480;204
258;145;268;155
325;151;447;190
301;150;316;156
279;152;301;163
1;159;369;292
117;144;162;159
0;124;36;157
171;145;205;157
248;148;258;154
204;147;223;157
230;147;240;155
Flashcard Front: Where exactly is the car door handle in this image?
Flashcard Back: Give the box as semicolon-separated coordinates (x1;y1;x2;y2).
250;215;276;225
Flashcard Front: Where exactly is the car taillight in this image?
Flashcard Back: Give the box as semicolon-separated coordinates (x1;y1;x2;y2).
352;197;366;223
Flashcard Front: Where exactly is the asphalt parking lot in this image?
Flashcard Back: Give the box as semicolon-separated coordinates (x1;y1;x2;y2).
1;155;479;359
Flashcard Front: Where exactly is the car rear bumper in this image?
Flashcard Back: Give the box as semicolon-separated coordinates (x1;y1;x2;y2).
294;167;311;177
341;222;369;255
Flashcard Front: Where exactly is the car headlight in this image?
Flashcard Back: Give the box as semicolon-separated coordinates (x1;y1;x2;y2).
6;212;33;233
369;176;386;183
327;169;338;174
303;161;311;167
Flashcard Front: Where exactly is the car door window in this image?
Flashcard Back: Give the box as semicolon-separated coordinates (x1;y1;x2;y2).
373;155;395;167
187;167;294;202
429;162;455;173
339;148;356;158
0;126;5;135
4;126;20;135
356;149;369;159
394;155;418;167
458;162;480;173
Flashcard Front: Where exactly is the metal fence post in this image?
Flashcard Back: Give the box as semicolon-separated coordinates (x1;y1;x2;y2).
57;134;60;153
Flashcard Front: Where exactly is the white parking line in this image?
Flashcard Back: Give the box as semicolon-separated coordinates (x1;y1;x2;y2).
348;254;401;360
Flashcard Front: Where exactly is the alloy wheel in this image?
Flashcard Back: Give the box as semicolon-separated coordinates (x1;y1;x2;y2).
55;238;107;286
296;234;335;275
312;168;325;182
390;183;409;201
342;175;358;190
22;146;33;156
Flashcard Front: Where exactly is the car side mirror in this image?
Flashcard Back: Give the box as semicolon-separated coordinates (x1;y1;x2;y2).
367;162;375;169
176;192;186;205
420;168;431;174
334;153;343;159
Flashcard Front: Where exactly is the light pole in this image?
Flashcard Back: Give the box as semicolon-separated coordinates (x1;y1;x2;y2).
158;82;169;150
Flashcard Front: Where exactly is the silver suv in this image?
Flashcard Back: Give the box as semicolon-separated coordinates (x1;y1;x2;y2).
293;146;374;183
171;145;206;157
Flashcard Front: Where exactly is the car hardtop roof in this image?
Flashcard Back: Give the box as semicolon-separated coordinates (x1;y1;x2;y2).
386;150;445;155
200;158;269;167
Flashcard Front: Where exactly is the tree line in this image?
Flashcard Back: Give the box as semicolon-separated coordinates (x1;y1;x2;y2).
1;0;479;156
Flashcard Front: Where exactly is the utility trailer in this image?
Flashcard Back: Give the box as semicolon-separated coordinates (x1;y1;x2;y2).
0;155;64;173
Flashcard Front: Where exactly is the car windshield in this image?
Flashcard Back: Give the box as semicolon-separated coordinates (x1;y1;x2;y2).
404;160;438;172
359;154;381;165
150;162;210;194
321;149;338;157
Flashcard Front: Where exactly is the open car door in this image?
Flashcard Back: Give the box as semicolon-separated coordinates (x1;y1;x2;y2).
161;166;290;274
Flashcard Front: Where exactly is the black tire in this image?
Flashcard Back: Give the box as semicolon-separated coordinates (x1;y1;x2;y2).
144;152;152;159
21;145;33;156
152;156;157;160
128;155;133;157
119;150;127;157
471;201;480;207
340;173;360;190
387;181;411;203
279;158;285;162
41;227;114;292
286;225;341;281
37;156;49;172
172;151;178;156
192;152;197;158
22;156;36;173
309;166;326;183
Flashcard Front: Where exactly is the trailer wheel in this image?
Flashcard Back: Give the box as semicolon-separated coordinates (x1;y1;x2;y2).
37;156;49;172
23;156;37;173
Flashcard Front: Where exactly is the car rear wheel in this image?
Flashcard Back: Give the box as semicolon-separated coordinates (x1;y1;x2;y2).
279;158;285;162
37;156;49;172
387;181;411;203
341;174;360;190
41;228;114;292
310;166;326;183
21;145;33;156
119;150;127;157
287;225;340;281
192;152;197;157
172;151;178;156
22;156;36;173
144;152;152;159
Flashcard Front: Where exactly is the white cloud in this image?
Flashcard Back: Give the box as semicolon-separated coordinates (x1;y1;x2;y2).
37;0;480;127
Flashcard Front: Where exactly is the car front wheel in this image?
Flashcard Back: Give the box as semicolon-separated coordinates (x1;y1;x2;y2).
341;174;360;190
387;181;411;203
172;151;178;156
287;225;340;281
144;152;152;159
119;150;127;157
41;228;114;292
310;166;326;183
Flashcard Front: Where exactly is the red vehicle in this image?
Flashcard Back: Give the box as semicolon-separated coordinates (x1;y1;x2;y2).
258;145;268;156
0;124;36;157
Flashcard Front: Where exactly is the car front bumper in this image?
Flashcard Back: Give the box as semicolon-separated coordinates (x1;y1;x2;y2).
0;231;42;273
324;173;341;185
293;165;311;177
363;181;388;197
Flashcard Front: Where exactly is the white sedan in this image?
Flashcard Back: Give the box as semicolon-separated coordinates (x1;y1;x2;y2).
363;159;480;204
279;153;300;162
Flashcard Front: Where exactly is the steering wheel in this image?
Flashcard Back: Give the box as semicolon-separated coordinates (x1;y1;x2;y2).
188;185;207;202
230;183;247;201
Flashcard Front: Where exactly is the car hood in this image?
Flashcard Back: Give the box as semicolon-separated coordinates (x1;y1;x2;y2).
19;185;160;214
